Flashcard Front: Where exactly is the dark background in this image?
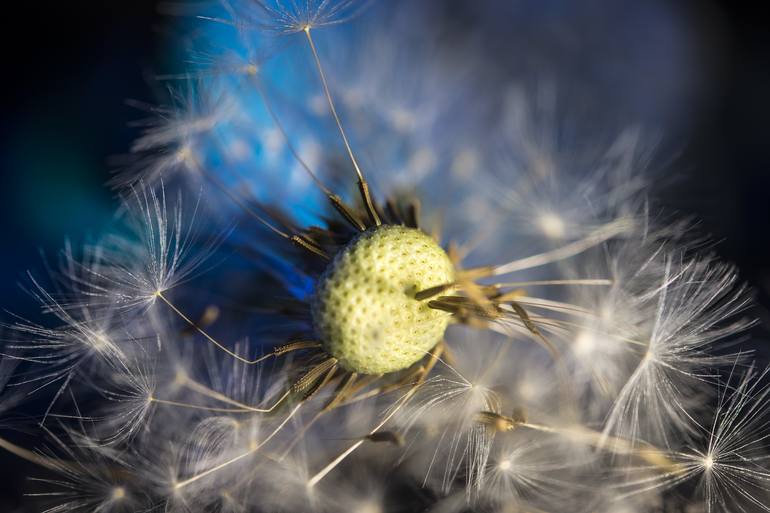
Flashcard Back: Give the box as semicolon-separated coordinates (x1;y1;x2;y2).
0;1;768;509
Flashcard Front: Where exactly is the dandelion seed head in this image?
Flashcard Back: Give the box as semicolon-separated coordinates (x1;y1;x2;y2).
312;225;454;374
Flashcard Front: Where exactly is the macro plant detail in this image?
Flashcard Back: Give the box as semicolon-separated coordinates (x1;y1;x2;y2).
312;225;455;375
1;1;769;512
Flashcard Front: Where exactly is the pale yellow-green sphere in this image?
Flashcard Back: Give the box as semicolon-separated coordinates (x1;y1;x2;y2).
312;225;455;374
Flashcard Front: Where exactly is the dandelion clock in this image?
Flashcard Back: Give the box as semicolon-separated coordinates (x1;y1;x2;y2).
1;1;769;512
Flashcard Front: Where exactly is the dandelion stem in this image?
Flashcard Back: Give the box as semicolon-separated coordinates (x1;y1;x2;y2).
307;344;445;487
149;397;257;413
174;403;302;490
306;386;415;488
186;155;291;240
0;436;74;472
251;76;333;197
519;421;682;472
157;291;261;364
185;377;293;413
303;25;381;226
182;376;264;409
251;77;367;231
492;279;613;288
277;372;361;460
479;219;630;277
189;154;330;257
156;291;311;367
303;25;360;183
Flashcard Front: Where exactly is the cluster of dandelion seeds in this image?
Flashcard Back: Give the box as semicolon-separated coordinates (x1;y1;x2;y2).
2;1;770;512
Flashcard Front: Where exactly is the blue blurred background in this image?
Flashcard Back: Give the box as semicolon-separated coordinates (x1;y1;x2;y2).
0;0;769;509
0;3;183;321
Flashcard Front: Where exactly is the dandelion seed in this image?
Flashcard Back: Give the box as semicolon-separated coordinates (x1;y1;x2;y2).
396;341;507;495
213;0;371;35
80;182;224;312
615;365;770;512
2;277;135;424
24;427;152;513
492;87;649;247
481;431;594;511
601;254;755;450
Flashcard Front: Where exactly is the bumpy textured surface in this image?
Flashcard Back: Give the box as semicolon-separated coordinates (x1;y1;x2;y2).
312;225;455;374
